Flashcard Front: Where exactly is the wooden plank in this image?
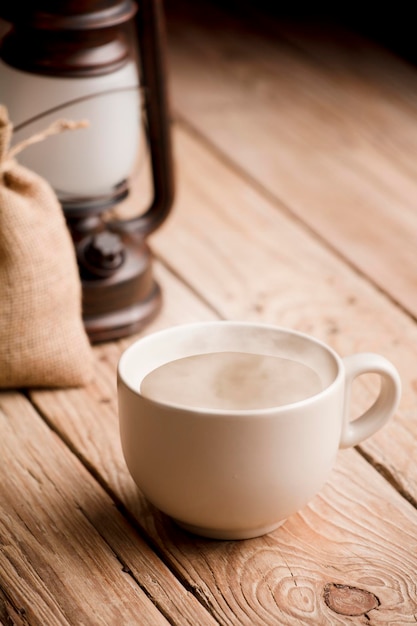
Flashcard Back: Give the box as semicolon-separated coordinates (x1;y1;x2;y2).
163;0;417;319
29;137;417;621
0;388;217;626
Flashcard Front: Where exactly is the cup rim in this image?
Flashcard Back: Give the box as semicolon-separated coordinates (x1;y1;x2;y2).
117;320;344;416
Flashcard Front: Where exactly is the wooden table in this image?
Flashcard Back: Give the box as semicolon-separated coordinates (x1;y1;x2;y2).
2;1;417;623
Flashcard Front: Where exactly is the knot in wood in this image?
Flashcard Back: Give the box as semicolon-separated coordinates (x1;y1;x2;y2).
323;583;380;617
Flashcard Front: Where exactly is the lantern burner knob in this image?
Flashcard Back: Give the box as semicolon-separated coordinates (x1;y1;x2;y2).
82;231;125;277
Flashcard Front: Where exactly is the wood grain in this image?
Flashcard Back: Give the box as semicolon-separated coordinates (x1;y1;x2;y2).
164;0;417;319
0;390;216;625
29;138;417;622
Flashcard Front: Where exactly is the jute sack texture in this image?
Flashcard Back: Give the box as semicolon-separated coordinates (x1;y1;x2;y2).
0;105;93;388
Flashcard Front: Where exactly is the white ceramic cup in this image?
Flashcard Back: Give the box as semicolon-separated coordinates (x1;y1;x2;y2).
117;321;401;540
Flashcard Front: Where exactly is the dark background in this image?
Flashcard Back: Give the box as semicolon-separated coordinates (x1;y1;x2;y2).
199;0;417;66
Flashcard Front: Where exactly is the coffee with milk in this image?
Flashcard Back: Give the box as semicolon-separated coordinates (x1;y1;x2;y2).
140;351;323;410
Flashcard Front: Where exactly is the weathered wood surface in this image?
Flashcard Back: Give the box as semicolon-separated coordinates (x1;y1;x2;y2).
30;127;417;623
164;0;417;319
2;1;417;623
0;389;216;626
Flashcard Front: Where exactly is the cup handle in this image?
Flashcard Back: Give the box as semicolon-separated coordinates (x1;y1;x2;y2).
339;353;401;449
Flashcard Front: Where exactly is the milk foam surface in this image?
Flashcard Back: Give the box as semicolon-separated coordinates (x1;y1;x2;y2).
140;352;323;410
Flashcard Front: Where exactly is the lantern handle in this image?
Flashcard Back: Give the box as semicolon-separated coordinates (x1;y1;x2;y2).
109;0;175;238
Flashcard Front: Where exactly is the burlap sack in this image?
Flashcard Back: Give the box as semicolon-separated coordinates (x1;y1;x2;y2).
0;105;93;388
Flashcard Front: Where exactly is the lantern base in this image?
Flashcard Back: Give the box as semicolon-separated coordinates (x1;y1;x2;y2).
75;223;162;344
83;281;162;343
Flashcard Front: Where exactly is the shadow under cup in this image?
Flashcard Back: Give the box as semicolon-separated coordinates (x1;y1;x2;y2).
117;321;399;540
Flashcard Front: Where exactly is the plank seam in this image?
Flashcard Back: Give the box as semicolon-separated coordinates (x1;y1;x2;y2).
356;446;417;510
